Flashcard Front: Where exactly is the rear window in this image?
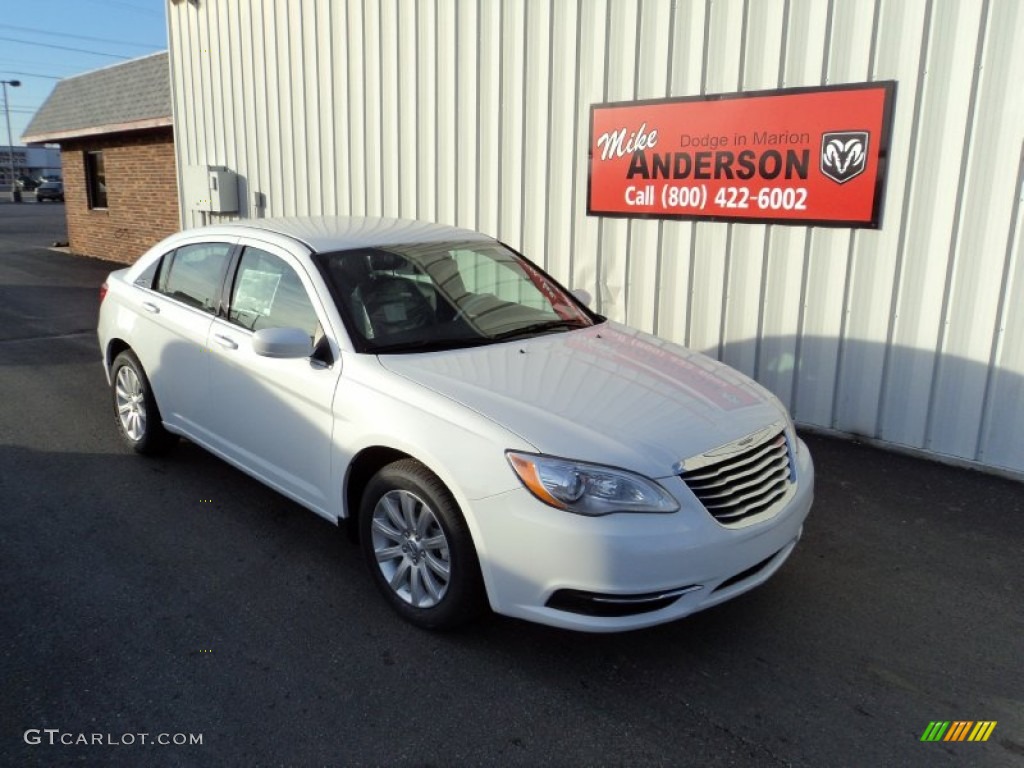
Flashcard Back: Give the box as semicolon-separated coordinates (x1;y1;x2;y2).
154;243;233;313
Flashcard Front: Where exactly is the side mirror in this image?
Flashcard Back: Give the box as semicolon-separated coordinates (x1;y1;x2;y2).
571;288;593;308
252;327;313;359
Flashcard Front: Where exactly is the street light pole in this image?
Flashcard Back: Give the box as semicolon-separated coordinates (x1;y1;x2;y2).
1;79;22;203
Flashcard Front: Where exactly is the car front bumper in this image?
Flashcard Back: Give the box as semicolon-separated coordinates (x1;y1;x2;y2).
469;438;814;632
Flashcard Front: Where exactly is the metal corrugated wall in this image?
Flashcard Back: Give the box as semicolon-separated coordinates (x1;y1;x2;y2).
167;0;1024;477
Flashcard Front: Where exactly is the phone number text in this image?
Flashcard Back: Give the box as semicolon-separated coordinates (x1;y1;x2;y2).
627;185;811;212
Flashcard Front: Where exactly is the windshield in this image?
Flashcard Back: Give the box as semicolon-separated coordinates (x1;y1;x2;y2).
315;240;597;353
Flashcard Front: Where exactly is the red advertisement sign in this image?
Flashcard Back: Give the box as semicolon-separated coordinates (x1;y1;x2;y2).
588;82;896;228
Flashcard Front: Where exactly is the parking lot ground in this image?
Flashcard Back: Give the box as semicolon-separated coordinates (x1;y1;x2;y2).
1;204;1022;767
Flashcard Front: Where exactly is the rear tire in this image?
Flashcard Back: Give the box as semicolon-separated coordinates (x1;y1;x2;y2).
111;350;176;455
359;460;486;630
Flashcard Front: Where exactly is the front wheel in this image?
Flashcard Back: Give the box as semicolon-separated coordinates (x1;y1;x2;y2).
111;349;176;454
359;460;486;630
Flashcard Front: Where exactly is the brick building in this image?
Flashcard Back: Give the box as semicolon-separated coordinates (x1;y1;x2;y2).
22;52;178;264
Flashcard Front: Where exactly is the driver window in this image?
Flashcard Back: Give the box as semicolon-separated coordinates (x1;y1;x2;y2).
229;247;321;342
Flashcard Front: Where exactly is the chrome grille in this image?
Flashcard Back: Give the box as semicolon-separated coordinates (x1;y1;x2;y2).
680;429;793;524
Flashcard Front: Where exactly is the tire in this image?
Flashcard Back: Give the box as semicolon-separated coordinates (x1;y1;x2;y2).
359;459;486;630
111;349;176;455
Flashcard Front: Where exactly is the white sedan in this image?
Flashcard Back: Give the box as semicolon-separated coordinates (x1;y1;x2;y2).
97;217;813;632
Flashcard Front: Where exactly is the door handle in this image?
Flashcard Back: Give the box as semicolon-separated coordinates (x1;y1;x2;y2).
212;334;238;350
141;301;160;314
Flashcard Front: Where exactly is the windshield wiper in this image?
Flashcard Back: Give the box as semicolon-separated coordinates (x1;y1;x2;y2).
490;319;588;341
372;320;588;352
372;337;495;354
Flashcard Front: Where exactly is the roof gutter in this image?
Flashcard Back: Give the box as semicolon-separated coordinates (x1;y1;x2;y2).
22;115;172;146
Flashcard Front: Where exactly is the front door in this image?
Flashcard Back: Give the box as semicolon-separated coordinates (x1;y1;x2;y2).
204;243;341;516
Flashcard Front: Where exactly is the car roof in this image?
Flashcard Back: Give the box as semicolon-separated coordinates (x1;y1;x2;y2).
197;216;495;253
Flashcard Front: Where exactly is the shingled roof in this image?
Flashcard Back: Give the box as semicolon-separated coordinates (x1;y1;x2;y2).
22;51;171;144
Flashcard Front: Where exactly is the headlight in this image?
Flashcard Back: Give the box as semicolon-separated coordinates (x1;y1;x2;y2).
506;452;679;516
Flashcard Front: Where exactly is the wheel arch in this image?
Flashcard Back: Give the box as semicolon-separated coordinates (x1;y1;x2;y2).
356;454;489;628
343;446;413;539
105;338;131;375
107;343;177;454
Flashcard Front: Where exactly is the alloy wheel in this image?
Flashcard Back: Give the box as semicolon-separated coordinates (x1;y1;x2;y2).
115;365;147;441
370;489;451;608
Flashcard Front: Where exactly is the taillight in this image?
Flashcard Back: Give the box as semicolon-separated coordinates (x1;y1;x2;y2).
99;281;108;303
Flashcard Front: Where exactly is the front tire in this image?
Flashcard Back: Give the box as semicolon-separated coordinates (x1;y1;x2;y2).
359;460;486;630
111;349;175;454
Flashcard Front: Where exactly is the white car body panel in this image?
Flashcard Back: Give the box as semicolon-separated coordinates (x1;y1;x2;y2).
330;357;532;504
379;322;786;479
204;316;339;514
110;281;215;433
200;239;342;513
470;451;812;631
97;216;814;632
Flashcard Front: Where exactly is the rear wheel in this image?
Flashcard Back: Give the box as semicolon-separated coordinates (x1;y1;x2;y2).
359;460;485;629
111;350;176;454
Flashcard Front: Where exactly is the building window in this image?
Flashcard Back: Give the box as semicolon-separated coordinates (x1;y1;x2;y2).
85;150;107;209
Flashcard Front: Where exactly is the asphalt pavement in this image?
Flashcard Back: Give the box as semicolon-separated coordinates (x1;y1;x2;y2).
1;203;1022;767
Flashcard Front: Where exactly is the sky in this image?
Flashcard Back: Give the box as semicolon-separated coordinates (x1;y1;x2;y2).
0;0;168;146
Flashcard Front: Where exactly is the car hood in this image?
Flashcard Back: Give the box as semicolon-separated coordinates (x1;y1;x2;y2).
378;322;788;478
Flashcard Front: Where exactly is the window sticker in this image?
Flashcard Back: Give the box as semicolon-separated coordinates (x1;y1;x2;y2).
234;269;282;317
382;303;408;323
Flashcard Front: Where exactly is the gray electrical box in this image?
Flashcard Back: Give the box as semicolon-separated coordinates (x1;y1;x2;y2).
183;165;238;213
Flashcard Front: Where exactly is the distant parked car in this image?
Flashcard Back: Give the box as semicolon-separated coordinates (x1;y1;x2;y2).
35;181;64;202
16;176;38;192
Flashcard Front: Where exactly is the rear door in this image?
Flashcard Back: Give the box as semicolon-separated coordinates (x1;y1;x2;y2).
203;241;342;516
128;239;237;436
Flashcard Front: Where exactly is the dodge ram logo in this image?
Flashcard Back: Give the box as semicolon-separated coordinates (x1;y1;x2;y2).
820;131;869;184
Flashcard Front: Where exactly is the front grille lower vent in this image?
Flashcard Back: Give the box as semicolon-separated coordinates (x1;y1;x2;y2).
680;430;793;525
